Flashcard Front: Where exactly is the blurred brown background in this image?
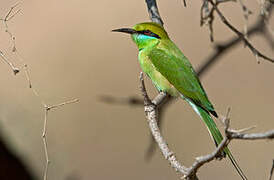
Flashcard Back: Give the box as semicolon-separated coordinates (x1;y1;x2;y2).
0;0;273;180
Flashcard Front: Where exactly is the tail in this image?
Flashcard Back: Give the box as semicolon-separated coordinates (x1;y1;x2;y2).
185;98;247;180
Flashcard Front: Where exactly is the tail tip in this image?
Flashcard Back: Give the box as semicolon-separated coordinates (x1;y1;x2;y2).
210;110;218;118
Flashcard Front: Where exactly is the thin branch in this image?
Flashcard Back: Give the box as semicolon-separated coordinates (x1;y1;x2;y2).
230;130;274;140
185;136;229;178
46;99;79;110
145;0;164;26
42;99;79;180
196;4;272;76
42;109;50;180
0;3;21;75
208;0;274;63
201;0;215;41
0;2;21;28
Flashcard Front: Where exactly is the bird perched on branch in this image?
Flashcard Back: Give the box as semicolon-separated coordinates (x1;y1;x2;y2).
112;22;247;180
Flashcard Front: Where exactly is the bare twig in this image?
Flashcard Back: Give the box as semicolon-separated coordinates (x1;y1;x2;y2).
0;2;21;28
0;2;21;54
200;1;215;41
0;4;79;180
46;99;79;110
42;109;50;180
197;4;273;76
42;99;79;180
230;129;274;139
208;0;274;63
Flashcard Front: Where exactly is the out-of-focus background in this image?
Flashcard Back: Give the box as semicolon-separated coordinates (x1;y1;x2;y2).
0;0;273;180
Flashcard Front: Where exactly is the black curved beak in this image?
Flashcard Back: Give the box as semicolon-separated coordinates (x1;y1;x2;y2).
112;28;137;34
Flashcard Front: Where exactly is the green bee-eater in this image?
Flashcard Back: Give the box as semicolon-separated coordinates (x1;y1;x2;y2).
112;22;246;179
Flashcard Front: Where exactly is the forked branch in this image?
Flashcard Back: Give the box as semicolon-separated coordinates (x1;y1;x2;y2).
139;72;274;180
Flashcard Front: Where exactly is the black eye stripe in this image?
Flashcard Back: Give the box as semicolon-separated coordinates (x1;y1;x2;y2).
138;30;161;39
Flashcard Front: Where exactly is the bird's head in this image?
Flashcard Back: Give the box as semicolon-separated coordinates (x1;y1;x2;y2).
112;22;169;50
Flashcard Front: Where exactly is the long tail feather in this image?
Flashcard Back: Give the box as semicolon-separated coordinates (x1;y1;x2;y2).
184;97;247;180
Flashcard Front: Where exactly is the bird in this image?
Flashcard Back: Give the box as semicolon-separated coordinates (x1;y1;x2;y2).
112;22;247;180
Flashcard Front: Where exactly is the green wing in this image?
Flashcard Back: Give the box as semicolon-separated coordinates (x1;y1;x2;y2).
148;41;216;115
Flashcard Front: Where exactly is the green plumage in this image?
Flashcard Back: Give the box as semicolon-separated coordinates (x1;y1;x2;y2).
113;22;246;179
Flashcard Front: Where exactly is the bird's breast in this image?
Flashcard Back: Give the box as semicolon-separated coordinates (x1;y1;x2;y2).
138;50;179;97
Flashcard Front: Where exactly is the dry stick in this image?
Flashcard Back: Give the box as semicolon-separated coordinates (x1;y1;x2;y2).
230;129;274;139
200;0;215;41
46;99;79;110
0;2;21;28
42;99;79;180
42;109;50;180
0;3;21;75
41;100;79;180
0;4;79;180
208;0;274;63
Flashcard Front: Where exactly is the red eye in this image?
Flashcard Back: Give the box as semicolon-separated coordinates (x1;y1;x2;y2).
143;31;151;36
138;30;161;39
